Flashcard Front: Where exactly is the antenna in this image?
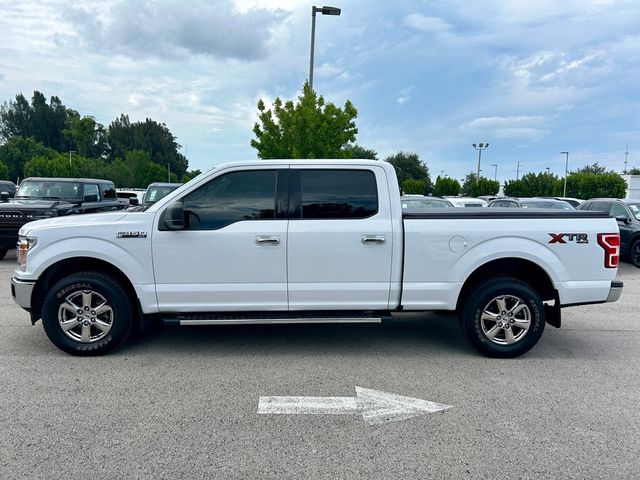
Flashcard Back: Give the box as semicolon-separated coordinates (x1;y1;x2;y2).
624;143;629;173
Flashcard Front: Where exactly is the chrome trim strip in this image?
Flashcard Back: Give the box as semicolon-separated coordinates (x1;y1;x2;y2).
179;317;382;326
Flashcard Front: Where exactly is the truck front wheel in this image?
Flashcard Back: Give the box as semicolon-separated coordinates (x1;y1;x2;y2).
42;272;134;356
460;277;545;358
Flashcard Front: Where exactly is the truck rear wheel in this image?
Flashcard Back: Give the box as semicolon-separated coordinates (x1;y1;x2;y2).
42;271;134;356
460;277;545;358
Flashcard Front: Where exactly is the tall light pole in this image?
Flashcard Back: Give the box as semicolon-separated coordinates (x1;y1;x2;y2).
516;161;521;180
545;167;550;174
309;5;341;91
472;143;489;184
561;151;569;196
491;163;497;181
69;150;76;168
167;163;171;182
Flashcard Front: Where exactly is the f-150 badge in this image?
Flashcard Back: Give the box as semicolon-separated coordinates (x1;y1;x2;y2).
117;231;147;238
548;233;588;244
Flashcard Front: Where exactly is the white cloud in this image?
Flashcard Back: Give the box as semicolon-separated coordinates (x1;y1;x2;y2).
396;85;414;106
460;116;546;130
404;13;452;33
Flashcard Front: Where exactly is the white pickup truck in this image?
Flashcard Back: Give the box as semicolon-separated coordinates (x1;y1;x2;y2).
11;160;622;357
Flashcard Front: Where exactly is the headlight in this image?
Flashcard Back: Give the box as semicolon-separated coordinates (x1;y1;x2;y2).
17;235;37;270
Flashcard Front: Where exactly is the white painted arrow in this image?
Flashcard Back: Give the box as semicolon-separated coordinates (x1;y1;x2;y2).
258;386;453;425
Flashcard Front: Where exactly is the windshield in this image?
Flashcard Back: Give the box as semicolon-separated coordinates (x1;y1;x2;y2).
143;185;180;204
402;199;452;209
627;203;640;220
16;180;81;200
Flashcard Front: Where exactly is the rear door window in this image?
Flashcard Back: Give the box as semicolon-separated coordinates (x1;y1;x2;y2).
293;169;378;219
99;183;116;200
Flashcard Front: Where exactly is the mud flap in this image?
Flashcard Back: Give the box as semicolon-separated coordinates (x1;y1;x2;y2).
545;301;561;328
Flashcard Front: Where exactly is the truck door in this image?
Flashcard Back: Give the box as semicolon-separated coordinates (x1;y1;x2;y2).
152;167;289;312
286;166;393;310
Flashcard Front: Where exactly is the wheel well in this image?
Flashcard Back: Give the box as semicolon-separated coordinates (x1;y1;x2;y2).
456;258;557;310
31;257;139;319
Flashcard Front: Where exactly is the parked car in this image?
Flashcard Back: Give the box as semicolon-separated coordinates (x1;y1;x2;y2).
401;196;453;210
579;198;640;267
0;177;120;259
12;160;621;358
0;180;17;198
143;182;183;206
488;198;575;210
116;188;145;208
446;197;488;207
548;197;583;208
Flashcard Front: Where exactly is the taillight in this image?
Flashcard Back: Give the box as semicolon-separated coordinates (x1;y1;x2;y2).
597;233;620;268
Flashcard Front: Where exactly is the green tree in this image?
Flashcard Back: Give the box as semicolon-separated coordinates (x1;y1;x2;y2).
0;91;69;151
182;169;202;182
342;144;378;160
251;82;358;159
64;111;107;158
433;176;461;196
0;136;58;182
24;154;75;178
385;151;432;192
106;114;188;177
578;162;606;174
0;161;9;180
565;171;627;199
503;172;562;197
626;167;640;175
401;178;428;194
462;173;499;197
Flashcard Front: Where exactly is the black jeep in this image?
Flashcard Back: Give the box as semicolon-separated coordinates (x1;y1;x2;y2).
0;177;121;259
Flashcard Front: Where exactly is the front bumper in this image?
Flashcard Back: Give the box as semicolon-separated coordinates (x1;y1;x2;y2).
11;277;35;310
606;280;623;303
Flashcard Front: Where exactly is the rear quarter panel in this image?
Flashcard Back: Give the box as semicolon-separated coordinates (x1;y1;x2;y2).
402;216;618;309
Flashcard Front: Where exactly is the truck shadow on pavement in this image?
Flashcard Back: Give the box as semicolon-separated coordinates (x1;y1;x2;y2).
121;312;475;357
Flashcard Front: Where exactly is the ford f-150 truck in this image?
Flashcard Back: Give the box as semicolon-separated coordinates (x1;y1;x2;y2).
10;160;623;357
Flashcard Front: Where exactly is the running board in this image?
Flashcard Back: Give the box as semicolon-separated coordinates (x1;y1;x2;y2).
161;311;390;326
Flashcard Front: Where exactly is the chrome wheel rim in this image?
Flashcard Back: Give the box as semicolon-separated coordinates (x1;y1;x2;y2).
58;290;114;343
480;295;531;345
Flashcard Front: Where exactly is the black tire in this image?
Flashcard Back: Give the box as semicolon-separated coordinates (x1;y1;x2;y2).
459;277;545;358
630;239;640;268
0;246;7;260
42;271;134;356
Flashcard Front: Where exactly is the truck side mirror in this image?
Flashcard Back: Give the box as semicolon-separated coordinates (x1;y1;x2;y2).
0;191;9;202
615;215;630;224
164;202;185;230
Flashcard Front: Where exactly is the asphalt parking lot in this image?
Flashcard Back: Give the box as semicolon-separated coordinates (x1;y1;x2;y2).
1;252;639;479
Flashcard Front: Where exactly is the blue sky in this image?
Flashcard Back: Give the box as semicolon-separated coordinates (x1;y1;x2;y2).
1;0;639;182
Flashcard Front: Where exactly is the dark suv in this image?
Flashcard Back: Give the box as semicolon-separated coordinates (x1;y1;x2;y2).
579;198;640;267
0;177;121;259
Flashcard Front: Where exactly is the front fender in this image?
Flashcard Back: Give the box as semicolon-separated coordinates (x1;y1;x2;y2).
24;237;153;284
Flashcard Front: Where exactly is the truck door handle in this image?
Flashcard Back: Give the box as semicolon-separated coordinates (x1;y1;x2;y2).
256;235;281;246
361;235;386;245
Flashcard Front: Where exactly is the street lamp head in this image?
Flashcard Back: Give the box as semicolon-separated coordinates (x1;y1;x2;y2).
472;143;477;148
320;5;341;15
